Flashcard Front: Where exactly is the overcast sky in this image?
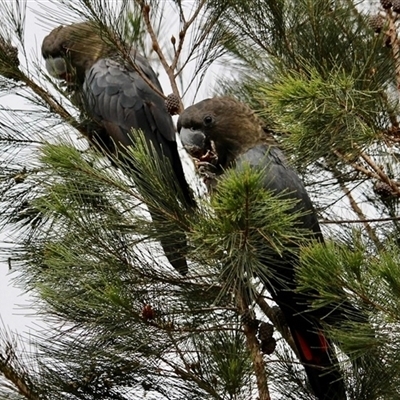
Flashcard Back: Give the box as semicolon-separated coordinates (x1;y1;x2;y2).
0;2;48;336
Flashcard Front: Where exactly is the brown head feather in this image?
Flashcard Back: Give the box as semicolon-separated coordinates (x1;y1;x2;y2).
42;22;116;83
178;97;275;168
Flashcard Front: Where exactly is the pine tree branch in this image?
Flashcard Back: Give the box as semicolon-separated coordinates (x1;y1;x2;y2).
159;355;222;399
18;74;89;139
385;9;400;91
136;0;184;109
0;38;68;130
0;354;40;400
238;292;270;400
321;215;400;224
329;161;383;249
255;293;299;359
173;14;219;86
136;0;210;110
170;0;207;73
334;149;381;180
333;148;400;196
359;150;400;195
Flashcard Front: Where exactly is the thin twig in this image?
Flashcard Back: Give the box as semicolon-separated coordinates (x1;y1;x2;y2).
19;74;91;140
330;162;383;249
334;149;400;195
321;215;400;224
386;9;400;91
171;0;207;72
136;0;208;110
0;355;40;400
360;150;400;195
159;355;223;399
136;1;183;107
334;149;380;181
174;15;217;80
238;292;270;400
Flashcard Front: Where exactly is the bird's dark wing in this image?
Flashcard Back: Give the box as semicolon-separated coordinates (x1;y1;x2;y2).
82;54;194;274
83;56;192;201
236;144;323;239
237;144;346;400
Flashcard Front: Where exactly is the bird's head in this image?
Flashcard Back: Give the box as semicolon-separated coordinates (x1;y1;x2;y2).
178;97;263;168
42;21;112;85
177;97;264;169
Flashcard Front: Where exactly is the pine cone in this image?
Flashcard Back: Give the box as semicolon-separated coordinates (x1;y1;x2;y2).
141;380;152;391
380;0;393;9
261;337;277;355
241;310;259;330
258;322;274;341
165;93;182;115
368;15;384;33
141;304;156;321
0;36;20;80
374;181;393;198
393;0;400;12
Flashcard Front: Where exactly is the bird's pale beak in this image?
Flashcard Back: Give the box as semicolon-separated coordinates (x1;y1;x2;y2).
179;127;208;159
45;57;68;79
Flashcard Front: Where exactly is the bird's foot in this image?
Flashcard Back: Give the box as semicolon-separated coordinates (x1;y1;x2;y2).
196;163;218;192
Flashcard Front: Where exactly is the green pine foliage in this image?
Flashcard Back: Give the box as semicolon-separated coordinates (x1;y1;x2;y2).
2;0;400;399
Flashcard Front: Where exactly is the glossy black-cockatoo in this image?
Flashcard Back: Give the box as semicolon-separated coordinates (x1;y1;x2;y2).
178;97;347;400
41;22;195;275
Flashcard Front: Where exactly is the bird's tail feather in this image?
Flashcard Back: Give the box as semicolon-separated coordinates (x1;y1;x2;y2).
291;327;346;400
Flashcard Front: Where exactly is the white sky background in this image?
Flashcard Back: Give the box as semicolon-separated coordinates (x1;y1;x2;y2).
0;1;50;337
0;0;221;338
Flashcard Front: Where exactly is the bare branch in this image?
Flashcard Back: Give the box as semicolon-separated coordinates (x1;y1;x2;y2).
0;354;40;400
255;294;299;359
238;291;270;400
135;0;183;107
330;161;383;249
359;150;400;195
321;215;400;224
386;9;400;92
171;0;207;72
334;148;400;196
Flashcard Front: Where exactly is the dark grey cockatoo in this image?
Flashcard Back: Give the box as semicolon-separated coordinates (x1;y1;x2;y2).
42;22;195;275
178;96;348;400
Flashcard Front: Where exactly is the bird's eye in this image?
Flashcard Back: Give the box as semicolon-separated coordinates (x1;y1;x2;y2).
203;115;213;126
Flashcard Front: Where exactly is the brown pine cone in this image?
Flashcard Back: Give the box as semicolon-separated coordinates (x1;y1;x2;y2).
241;310;259;330
261;337;277;355
374;181;394;198
258;322;274;341
141;304;156;321
0;36;20;80
393;0;400;12
165;93;182;115
380;0;393;9
368;15;384;33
